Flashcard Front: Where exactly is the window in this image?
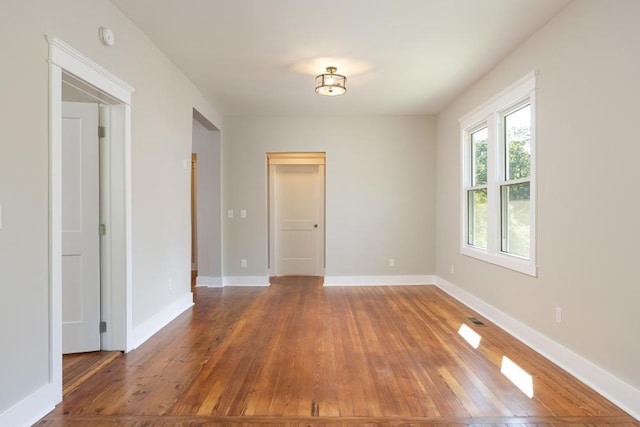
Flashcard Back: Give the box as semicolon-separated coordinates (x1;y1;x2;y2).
468;127;488;248
460;73;536;276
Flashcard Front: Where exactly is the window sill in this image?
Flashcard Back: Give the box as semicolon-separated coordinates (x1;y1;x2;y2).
460;245;537;277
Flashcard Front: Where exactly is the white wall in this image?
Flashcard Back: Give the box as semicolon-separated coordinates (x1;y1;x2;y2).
0;0;220;422
192;117;222;280
222;115;436;281
436;0;640;399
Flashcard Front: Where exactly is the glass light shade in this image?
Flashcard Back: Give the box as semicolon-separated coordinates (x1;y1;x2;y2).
315;67;347;96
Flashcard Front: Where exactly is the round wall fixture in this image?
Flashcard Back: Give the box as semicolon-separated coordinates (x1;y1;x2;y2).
99;27;115;47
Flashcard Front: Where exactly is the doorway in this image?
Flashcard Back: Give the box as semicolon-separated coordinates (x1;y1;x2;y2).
49;37;133;402
191;153;198;291
58;73;123;395
268;153;325;277
191;113;222;288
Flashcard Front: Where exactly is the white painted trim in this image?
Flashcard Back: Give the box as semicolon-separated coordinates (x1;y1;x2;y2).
99;105;114;350
223;276;271;286
459;71;536;126
128;293;194;351
435;276;640;421
268;164;275;275
123;104;134;352
459;72;537;277
47;36;134;105
460;246;537;276
48;61;63;406
323;275;435;286
99;104;129;351
0;383;57;427
196;276;223;287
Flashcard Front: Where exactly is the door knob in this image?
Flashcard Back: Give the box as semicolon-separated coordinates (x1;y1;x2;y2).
314;224;318;228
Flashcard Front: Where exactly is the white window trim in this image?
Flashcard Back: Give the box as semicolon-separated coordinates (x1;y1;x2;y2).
459;72;537;276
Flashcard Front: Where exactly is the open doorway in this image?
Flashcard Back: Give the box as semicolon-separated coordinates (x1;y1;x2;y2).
191;153;198;290
191;111;222;289
59;84;122;394
49;37;133;402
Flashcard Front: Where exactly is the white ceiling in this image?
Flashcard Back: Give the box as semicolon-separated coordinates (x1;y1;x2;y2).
109;0;570;116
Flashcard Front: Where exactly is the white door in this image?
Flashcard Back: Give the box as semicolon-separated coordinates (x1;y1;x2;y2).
273;164;324;276
61;102;101;354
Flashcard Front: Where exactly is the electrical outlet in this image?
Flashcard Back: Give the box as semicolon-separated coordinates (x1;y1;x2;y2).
555;307;562;324
227;209;234;219
240;209;247;219
389;258;395;267
450;264;454;274
241;259;247;268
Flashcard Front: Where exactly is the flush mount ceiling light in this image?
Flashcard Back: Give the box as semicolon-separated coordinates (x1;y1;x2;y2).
315;66;347;96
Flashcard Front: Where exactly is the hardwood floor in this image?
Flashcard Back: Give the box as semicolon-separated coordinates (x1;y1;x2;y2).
36;276;638;426
63;351;121;397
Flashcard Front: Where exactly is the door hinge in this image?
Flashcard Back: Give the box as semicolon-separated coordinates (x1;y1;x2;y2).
99;224;106;236
99;321;107;333
98;126;106;138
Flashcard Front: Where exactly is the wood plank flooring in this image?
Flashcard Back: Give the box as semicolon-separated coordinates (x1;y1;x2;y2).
36;276;638;426
63;351;121;397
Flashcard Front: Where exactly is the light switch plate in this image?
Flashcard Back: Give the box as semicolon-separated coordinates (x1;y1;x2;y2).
240;209;247;218
227;209;234;219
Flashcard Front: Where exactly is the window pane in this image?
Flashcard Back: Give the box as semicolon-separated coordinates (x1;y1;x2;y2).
505;105;531;180
471;127;488;186
501;182;530;258
468;188;487;248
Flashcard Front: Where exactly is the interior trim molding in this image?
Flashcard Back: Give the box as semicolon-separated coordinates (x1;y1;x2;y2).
0;383;56;427
323;275;435;286
195;276;223;287
435;276;640;421
47;36;134;105
128;293;194;351
223;276;271;286
267;151;326;165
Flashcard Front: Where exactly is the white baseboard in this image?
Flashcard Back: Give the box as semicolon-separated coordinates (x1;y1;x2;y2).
0;383;57;427
223;276;270;286
323;275;435;286
435;276;640;421
196;276;223;287
127;293;194;351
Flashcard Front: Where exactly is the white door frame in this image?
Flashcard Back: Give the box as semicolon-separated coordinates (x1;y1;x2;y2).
267;152;325;277
48;37;134;402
